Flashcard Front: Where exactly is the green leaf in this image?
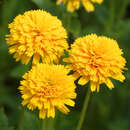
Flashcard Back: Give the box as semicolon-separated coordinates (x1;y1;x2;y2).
69;18;81;37
94;5;109;25
107;119;129;130
32;0;62;15
0;108;8;126
10;63;30;78
22;110;41;130
0;108;14;130
55;111;79;130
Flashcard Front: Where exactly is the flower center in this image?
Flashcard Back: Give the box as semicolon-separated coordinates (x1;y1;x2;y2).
34;79;59;98
89;54;102;68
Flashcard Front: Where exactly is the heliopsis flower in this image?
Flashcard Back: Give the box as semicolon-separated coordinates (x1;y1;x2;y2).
18;64;76;119
6;10;68;65
64;34;126;92
56;0;103;12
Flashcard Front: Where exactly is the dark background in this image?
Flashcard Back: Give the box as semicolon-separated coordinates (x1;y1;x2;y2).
0;0;130;130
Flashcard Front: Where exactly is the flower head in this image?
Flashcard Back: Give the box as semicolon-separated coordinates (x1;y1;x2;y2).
19;64;76;119
6;10;68;65
57;0;103;12
64;34;126;92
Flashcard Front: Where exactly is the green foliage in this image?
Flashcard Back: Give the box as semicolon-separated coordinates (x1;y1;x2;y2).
10;63;30;78
0;0;130;130
0;108;14;130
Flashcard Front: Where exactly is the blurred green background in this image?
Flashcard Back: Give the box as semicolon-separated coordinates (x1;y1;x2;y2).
0;0;130;130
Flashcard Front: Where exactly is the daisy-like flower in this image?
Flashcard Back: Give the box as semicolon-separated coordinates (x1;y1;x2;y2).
6;10;68;65
64;34;126;92
56;0;103;12
18;64;76;119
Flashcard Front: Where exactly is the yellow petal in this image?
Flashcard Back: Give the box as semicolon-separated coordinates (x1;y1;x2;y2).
27;104;35;110
22;100;29;106
105;79;114;90
18;86;24;90
57;105;70;114
39;109;46;119
9;45;17;54
47;107;55;118
82;0;94;12
92;0;103;4
44;101;50;109
90;82;97;92
64;99;75;107
21;55;30;65
32;53;40;65
73;72;80;80
63;57;70;63
22;93;32;99
78;77;88;85
96;84;100;92
37;102;43;109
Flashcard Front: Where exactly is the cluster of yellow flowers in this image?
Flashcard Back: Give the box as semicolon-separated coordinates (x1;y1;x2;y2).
6;10;76;119
6;10;126;119
56;0;103;12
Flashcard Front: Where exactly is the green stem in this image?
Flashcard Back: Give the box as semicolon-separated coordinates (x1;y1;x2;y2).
105;0;115;33
117;0;129;23
17;107;25;130
41;119;46;130
48;118;54;130
76;87;91;130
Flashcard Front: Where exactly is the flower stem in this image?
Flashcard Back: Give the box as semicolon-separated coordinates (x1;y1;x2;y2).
76;87;91;130
48;118;54;130
17;107;25;130
117;0;129;24
105;0;115;33
42;119;46;130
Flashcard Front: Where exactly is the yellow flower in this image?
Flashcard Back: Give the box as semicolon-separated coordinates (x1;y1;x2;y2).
64;34;126;92
6;10;68;65
18;64;76;119
56;0;103;12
